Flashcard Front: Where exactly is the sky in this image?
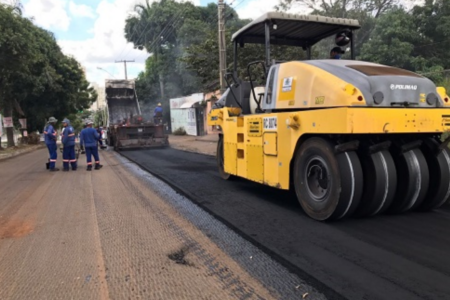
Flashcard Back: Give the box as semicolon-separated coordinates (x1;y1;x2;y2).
4;0;297;87
2;0;426;88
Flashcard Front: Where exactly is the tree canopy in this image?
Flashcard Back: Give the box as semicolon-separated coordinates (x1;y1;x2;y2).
125;0;306;113
359;0;450;85
0;2;97;147
126;0;449;101
274;0;450;85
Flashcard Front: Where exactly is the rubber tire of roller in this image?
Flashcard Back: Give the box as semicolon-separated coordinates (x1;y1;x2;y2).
388;148;429;213
293;137;363;221
417;138;450;211
354;150;397;217
217;137;233;180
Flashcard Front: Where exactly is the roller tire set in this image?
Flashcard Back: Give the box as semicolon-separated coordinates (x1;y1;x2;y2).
217;136;450;221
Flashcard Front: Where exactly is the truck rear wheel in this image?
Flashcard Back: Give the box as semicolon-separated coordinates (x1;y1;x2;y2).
417;138;450;211
293;137;363;221
388;148;429;213
217;136;233;180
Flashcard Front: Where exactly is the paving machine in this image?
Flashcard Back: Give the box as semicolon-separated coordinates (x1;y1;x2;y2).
208;12;450;221
105;79;168;150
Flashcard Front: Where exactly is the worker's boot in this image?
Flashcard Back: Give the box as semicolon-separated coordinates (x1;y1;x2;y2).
94;163;103;170
87;165;92;171
49;168;60;172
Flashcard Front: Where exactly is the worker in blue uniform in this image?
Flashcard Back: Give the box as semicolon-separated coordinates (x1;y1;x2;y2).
154;103;163;124
61;118;77;171
44;116;59;172
80;120;103;171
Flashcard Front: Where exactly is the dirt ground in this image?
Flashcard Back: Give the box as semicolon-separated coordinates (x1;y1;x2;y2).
0;147;281;300
168;133;218;156
0;133;218;162
0;143;45;161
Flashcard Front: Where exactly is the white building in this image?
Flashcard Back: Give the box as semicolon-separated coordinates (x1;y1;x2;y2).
170;93;205;136
90;82;106;111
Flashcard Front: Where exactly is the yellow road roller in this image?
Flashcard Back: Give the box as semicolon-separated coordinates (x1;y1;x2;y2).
208;12;450;221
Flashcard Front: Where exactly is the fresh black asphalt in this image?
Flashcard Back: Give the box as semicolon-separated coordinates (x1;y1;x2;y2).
121;147;450;300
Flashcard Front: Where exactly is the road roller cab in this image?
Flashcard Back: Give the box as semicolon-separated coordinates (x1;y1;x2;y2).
208;12;450;221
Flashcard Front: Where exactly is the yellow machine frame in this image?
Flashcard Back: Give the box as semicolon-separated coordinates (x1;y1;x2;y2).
207;12;450;220
210;106;450;190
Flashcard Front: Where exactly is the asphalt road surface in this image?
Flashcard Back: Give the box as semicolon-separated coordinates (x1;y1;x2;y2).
121;147;450;300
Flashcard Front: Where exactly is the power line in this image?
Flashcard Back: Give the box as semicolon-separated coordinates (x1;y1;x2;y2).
135;0;249;62
129;0;251;74
127;1;189;61
117;4;150;61
133;8;187;62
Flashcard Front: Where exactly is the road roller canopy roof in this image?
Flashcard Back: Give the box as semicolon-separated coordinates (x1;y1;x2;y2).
231;12;361;47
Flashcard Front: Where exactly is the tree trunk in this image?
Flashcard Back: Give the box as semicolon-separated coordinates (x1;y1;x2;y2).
5;102;15;147
6;127;15;147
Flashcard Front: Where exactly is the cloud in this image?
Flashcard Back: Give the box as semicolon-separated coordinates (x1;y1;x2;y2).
187;0;201;5
58;0;150;86
69;1;96;19
235;1;278;20
23;0;71;31
57;0;199;86
21;0;280;87
235;0;312;20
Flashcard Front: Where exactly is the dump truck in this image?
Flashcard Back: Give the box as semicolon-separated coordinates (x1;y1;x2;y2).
208;12;450;221
105;79;168;150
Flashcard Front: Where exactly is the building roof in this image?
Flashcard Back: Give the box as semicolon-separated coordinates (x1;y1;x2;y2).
231;12;360;47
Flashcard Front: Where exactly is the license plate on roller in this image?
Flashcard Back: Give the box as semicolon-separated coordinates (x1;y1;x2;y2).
138;128;143;132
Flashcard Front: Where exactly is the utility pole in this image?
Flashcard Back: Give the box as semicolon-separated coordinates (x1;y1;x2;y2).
115;60;134;80
218;0;227;92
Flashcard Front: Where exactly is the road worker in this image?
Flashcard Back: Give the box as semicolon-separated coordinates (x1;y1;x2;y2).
61;118;77;171
80;120;103;171
44;116;59;172
330;46;344;59
97;126;106;149
154;103;163;124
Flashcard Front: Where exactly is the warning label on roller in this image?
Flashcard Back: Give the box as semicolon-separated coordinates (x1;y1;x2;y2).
263;117;277;130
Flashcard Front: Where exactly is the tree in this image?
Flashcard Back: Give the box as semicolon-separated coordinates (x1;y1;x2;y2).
359;7;419;68
0;2;40;146
276;0;401;17
93;108;108;128
275;0;411;58
359;0;450;84
181;16;308;91
0;2;97;147
125;0;201;101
